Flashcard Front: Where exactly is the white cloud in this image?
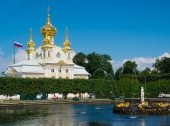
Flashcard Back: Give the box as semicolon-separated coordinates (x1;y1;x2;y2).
111;60;123;71
0;48;26;75
158;52;170;59
112;52;170;71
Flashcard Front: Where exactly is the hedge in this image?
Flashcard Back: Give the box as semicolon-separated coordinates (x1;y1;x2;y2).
0;77;169;98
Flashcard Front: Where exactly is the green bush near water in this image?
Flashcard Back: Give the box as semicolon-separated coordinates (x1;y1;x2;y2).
0;77;169;98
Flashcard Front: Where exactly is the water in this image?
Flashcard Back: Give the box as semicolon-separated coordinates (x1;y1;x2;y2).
0;104;169;126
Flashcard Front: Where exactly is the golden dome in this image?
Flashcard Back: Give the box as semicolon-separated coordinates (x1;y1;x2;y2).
26;28;35;53
63;28;71;51
41;14;57;37
27;29;35;48
28;40;35;48
64;40;71;48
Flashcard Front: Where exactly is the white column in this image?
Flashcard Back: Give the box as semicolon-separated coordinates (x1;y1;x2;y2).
28;53;32;60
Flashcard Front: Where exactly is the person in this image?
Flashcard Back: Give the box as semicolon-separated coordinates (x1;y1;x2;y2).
52;94;58;100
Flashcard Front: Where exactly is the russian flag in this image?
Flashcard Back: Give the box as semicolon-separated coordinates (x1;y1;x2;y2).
14;41;23;48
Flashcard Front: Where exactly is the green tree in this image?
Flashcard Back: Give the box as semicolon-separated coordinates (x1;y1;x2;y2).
115;67;123;80
73;52;114;79
153;57;170;74
151;69;158;74
122;61;137;74
86;52;114;79
73;52;87;67
140;68;151;75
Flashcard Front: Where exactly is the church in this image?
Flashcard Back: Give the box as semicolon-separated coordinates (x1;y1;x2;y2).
2;10;90;100
4;11;89;79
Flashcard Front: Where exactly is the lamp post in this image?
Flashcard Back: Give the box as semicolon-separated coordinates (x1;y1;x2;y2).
144;76;147;99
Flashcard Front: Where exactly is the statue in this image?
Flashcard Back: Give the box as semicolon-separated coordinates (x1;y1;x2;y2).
141;86;144;103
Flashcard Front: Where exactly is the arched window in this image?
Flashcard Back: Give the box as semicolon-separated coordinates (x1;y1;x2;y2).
43;51;45;58
68;53;71;59
51;68;55;72
56;52;61;58
35;53;38;58
65;69;69;73
48;51;51;58
58;68;62;73
40;53;42;58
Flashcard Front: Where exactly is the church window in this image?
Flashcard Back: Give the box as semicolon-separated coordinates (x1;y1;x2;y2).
48;51;51;58
58;68;62;73
40;53;42;58
65;69;69;73
35;53;38;58
51;68;55;72
43;51;45;58
68;53;71;59
56;52;61;58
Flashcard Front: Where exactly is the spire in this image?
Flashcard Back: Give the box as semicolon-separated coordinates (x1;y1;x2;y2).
63;27;71;51
27;28;35;48
65;27;69;40
46;6;51;25
26;28;35;60
30;28;33;41
47;6;50;16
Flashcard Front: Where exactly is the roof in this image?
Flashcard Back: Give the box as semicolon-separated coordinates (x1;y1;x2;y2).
8;60;44;74
73;65;89;75
10;60;40;67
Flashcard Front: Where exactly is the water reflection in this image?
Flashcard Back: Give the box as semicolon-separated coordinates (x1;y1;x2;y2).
0;104;169;126
141;118;145;126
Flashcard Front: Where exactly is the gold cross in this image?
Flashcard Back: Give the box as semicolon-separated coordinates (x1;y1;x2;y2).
47;6;50;15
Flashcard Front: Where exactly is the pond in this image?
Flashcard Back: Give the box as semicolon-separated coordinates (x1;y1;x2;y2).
0;104;169;126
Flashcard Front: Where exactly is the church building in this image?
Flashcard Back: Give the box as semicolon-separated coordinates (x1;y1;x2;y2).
4;11;89;79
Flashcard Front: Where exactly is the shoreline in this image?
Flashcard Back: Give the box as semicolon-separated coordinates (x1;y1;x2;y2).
0;99;120;107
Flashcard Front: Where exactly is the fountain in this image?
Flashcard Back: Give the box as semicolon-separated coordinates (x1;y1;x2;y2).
113;86;170;115
90;68;119;99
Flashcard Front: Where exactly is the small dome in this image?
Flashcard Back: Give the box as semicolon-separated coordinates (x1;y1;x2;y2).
27;29;35;49
28;40;35;48
63;40;71;48
63;28;71;51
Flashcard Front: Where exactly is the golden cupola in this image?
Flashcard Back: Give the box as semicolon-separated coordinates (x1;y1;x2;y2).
63;29;72;51
26;29;35;60
41;12;57;39
26;29;35;52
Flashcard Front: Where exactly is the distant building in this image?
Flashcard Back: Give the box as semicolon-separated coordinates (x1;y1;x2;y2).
4;11;89;79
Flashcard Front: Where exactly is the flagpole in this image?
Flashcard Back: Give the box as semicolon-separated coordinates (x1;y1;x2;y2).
13;41;23;64
13;42;15;64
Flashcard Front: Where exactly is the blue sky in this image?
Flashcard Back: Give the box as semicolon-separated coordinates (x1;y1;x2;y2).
0;0;170;72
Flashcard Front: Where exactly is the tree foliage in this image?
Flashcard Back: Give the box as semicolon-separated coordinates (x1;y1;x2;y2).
115;67;123;80
140;68;151;75
73;52;114;79
122;61;137;74
73;52;87;67
153;57;170;74
0;77;170;98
